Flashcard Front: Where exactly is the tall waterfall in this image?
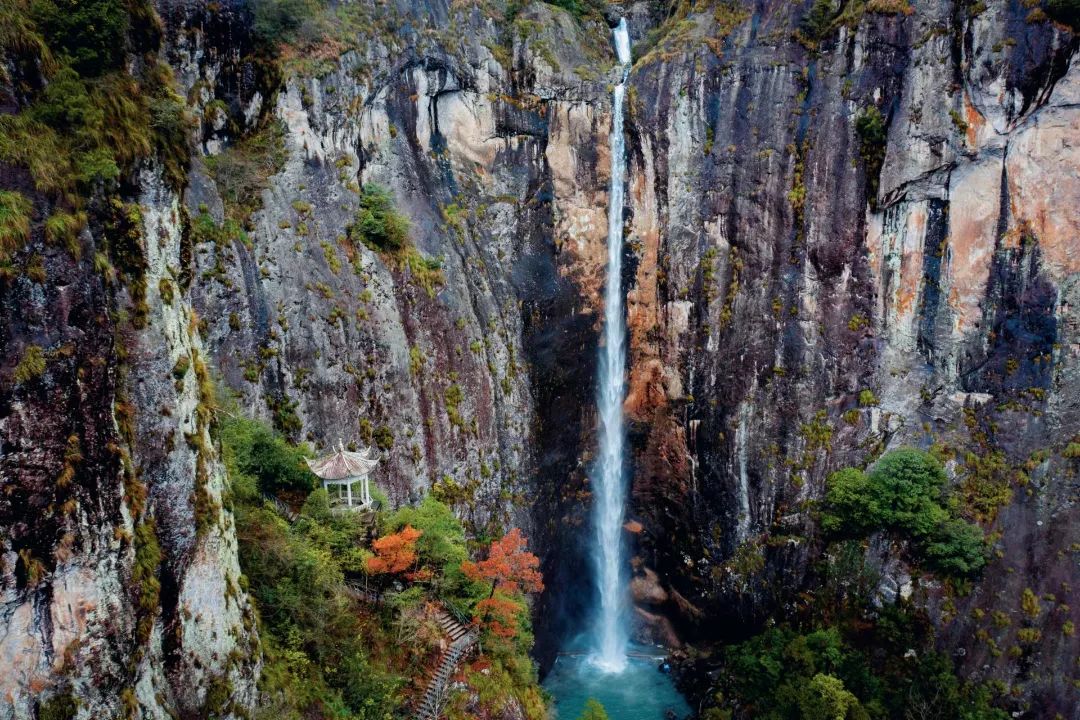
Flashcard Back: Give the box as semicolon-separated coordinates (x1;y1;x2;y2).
591;17;632;674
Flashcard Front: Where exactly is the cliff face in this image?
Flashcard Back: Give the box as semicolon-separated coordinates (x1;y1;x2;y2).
1;0;1078;717
617;0;1080;714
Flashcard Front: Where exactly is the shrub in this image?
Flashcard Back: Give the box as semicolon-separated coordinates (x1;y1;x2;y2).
578;699;609;720
250;0;321;46
801;0;836;41
30;0;130;76
797;673;868;720
919;518;988;576
822;449;987;576
819;468;879;536
14;344;46;383
0;190;32;258
204;119;287;221
855;106;888;208
220;416;315;495
38;694;78;720
348;184;410;253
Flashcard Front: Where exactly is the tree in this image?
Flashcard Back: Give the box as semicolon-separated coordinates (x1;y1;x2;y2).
348;184;410;253
820;468;878;536
461;528;544;598
220;417;314;495
820;449;987;578
473;594;524;638
796;673;868;720
367;525;421;576
578;699;610;720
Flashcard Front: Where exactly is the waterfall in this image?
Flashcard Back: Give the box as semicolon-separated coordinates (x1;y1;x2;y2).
591;17;632;674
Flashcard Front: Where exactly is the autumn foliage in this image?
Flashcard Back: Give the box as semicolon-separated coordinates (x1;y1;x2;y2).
462;527;544;597
474;595;524;638
367;525;421;575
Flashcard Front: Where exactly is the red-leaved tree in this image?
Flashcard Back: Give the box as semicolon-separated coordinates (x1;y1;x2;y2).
462;528;544;598
473;595;524;638
367;525;422;576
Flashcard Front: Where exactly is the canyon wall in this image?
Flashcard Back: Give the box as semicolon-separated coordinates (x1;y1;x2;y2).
1;0;1078;716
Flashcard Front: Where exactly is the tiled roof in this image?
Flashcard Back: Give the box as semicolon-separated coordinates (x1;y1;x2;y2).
305;441;379;481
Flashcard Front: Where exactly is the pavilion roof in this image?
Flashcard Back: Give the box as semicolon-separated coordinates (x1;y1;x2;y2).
306;441;379;481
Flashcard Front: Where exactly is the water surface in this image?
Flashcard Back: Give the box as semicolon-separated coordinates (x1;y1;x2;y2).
543;646;692;720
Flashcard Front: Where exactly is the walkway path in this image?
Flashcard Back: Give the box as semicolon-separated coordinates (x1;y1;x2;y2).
415;609;478;720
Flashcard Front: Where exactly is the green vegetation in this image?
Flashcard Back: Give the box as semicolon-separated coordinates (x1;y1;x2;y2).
800;0;837;43
578;699;610;720
38;694;78;720
345;184;444;297
222;416;546;720
348;184;410;253
0;190;32;259
711;608;1007;720
221;416;315;496
821;449;988;577
204;119;288;223
13;344;46;383
132;520;162;645
854;106;888;209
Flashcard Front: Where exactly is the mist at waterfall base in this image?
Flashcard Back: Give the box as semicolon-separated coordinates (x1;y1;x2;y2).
542;18;690;720
543;645;692;720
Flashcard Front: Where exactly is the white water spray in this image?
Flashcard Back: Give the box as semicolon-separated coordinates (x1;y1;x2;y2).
591;17;632;674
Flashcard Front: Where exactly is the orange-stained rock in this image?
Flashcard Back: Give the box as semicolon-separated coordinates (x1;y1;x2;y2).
1005;66;1080;279
946;159;1001;335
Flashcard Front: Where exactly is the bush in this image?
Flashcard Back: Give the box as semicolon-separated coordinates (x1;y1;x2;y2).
819;468;878;536
713;614;1008;720
855;106;888;208
14;344;47;384
821;449;987;577
30;0;130;76
0;190;32;258
220;416;315;496
250;0;321;46
348;184;410;253
797;673;868;720
578;699;609;720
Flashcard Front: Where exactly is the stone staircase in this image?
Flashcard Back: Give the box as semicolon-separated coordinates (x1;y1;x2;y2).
415;609;478;720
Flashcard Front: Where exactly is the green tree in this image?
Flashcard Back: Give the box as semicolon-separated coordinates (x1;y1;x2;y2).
855;106;888;207
820;468;879;536
220;416;315;495
865;448;949;537
30;0;130;75
348;184;410;252
821;449;987;577
578;699;609;720
797;674;868;720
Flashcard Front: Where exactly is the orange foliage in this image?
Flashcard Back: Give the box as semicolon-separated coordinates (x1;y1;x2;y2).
473;595;522;638
366;525;422;575
461;528;544;596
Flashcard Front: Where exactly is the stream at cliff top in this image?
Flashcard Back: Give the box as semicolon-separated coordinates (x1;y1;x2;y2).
543;18;690;719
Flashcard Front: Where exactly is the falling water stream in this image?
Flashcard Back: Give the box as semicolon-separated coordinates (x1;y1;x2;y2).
543;19;691;720
592;15;633;674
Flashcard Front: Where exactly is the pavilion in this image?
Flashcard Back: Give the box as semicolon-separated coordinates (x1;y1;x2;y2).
305;440;379;509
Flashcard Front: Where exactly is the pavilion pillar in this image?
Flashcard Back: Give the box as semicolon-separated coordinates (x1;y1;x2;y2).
346;479;353;507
